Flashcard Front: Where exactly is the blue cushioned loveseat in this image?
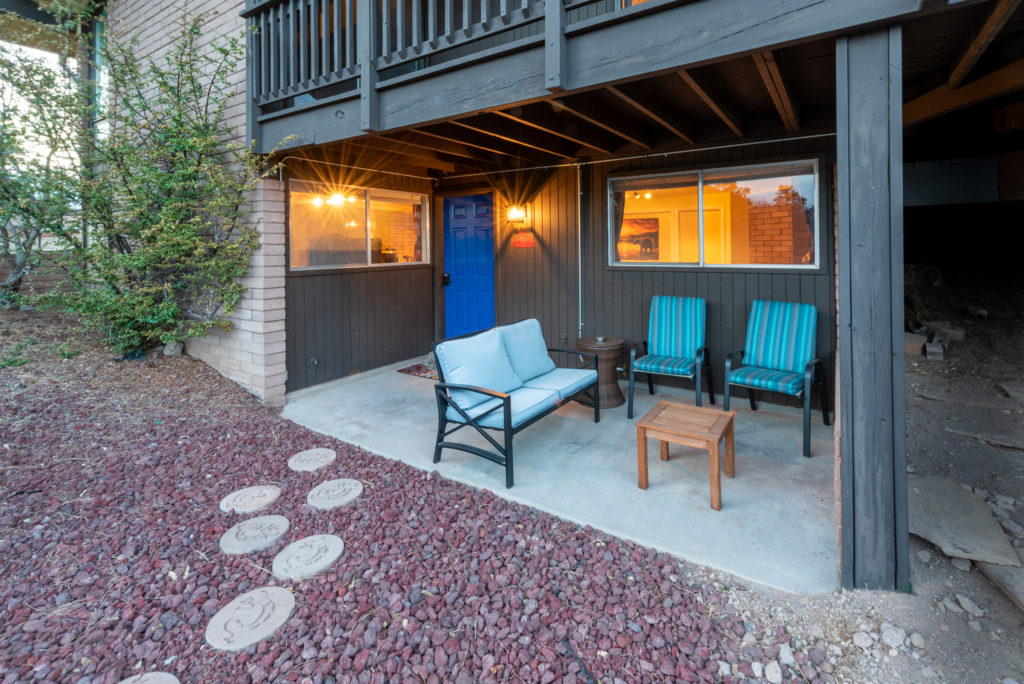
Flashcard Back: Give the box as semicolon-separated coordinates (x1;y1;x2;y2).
432;319;599;487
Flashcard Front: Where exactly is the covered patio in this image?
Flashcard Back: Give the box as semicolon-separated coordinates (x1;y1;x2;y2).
282;358;838;593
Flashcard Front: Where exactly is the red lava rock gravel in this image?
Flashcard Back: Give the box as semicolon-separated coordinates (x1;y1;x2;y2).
1;311;826;682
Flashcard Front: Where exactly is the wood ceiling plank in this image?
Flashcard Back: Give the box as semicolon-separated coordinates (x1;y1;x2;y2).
385;131;486;161
948;0;1022;89
752;50;800;132
606;85;695;144
342;140;458;173
414;126;538;162
677;69;744;137
905;56;1024;126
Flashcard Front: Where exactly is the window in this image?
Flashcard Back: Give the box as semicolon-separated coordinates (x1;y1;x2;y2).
289;180;428;269
609;160;818;268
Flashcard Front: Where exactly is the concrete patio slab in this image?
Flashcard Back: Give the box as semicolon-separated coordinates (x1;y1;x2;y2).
283;358;839;593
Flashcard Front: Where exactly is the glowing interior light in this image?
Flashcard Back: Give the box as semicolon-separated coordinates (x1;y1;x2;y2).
327;194;345;206
644;192;652;199
311;196;324;207
347;195;356;203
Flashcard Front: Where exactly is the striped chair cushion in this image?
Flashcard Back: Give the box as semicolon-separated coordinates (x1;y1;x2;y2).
728;366;805;395
633;354;697;378
647;296;706;359
743;300;817;374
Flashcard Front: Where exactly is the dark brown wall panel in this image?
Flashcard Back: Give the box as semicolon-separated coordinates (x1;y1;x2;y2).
285;266;434;391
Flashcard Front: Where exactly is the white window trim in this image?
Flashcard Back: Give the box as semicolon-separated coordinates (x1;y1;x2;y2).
607;159;820;270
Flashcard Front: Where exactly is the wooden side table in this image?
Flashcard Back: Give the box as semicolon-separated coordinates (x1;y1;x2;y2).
636;400;736;510
576;336;625;408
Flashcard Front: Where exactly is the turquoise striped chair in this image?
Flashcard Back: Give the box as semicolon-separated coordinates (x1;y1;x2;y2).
724;300;829;457
627;296;714;419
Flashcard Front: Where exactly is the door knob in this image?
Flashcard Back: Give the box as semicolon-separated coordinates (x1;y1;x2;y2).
441;273;451;286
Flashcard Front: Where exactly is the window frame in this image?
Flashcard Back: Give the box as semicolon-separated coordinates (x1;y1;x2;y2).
606;158;822;272
286;178;431;274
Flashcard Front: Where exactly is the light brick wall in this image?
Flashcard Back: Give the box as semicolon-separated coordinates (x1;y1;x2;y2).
107;0;287;405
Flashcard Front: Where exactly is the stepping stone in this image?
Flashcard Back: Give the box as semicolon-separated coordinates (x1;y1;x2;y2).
219;485;282;514
307;478;363;511
118;675;180;684
272;534;345;580
219;515;290;555
288;447;337;472
205;586;295;651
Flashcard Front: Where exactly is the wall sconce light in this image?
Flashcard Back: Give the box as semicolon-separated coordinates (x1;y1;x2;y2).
507;205;528;223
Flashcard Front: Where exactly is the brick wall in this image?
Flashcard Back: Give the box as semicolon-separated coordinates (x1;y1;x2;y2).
748;202;813;265
107;0;287;405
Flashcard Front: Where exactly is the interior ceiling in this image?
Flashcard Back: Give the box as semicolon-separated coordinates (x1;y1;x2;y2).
297;0;1024;177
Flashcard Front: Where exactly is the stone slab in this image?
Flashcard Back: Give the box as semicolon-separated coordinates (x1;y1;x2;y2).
924;320;965;341
219;485;282;514
908;476;1020;567
272;534;345;580
288;447;337;472
307;478;363;511
946;427;1024;451
119;675;180;684
997;380;1024;402
219;515;290;555
904;332;926;356
205;586;295;651
978;547;1024;613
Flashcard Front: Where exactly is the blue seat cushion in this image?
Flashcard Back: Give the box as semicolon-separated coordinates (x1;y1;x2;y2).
633;354;696;378
496;319;556;382
445;387;559;429
728;365;805;395
648;296;706;359
435;329;523;410
523;368;596;399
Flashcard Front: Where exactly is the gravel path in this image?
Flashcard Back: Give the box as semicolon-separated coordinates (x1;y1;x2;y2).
2;311;837;683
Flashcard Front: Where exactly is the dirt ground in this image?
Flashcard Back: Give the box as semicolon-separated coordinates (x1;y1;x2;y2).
724;269;1024;684
2;273;1022;682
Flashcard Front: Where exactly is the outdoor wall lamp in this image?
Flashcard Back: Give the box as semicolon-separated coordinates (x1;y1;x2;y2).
507;203;536;248
507;205;528;223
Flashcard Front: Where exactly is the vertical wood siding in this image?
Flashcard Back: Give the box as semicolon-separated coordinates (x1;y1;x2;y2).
285;266;434;390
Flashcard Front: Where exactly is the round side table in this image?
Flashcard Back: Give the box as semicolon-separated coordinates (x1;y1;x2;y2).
576;336;625;408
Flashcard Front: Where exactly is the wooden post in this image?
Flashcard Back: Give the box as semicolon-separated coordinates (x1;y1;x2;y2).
246;14;261;150
358;0;379;132
836;26;909;591
544;0;566;92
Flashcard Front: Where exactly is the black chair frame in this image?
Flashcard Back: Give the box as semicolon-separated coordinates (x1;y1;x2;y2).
627;341;715;419
433;340;599;488
723;350;830;458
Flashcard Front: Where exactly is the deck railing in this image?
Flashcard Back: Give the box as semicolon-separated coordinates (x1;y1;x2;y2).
243;0;683;123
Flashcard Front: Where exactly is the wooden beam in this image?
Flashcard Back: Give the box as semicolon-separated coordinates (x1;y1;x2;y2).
905;57;1024;126
492;110;611;154
837;26;909;592
551;98;651;150
450;120;575;159
544;0;567;92
606;86;694;144
413;126;536;162
677;69;744;137
753;50;800;132
949;0;1021;89
385;131;488;161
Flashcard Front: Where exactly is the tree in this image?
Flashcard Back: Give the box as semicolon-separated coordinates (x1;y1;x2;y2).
2;6;284;353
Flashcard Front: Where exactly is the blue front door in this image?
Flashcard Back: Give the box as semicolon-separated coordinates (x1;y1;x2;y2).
443;194;495;337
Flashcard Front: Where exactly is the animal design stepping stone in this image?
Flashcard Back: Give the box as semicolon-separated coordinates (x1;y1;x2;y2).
118;674;180;684
219;485;282;514
307;478;363;511
205;586;295;651
219;515;290;555
272;534;345;580
288;447;337;472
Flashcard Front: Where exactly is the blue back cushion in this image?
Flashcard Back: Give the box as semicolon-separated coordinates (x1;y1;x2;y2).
435;329;523;410
647;296;706;359
743;300;817;373
497;319;556;382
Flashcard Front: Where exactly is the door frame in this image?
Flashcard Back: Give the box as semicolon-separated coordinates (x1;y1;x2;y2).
434;188;496;341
